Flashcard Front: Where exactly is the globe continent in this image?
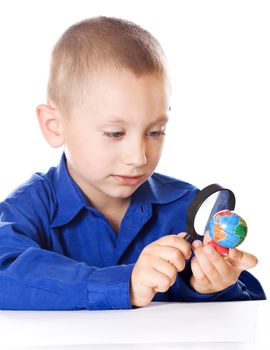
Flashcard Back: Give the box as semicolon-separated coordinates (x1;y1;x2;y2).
209;210;248;249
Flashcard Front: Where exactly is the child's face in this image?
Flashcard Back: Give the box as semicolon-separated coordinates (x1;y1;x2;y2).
61;68;170;207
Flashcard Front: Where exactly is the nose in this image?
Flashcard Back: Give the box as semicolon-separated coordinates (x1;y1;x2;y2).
122;136;147;168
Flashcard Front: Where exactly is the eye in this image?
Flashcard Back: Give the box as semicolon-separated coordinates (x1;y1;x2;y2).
103;131;125;138
146;130;166;138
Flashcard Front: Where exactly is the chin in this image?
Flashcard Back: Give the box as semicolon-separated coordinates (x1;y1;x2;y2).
110;187;137;199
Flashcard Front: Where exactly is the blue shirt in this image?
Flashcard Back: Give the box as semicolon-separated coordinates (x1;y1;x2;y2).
0;154;266;310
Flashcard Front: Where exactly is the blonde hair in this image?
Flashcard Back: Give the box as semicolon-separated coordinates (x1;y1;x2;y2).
47;16;168;115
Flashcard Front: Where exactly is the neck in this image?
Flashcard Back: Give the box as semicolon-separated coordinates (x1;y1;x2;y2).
92;197;130;213
93;198;131;234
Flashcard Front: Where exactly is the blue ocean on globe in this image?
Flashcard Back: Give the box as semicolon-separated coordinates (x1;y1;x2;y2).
209;210;248;248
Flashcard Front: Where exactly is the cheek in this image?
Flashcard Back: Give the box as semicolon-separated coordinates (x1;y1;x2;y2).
147;142;164;161
81;142;117;169
67;129;103;157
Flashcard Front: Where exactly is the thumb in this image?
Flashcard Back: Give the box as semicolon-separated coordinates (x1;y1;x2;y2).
227;248;258;270
177;232;188;238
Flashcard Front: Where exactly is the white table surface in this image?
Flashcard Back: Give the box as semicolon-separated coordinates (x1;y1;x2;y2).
0;300;268;350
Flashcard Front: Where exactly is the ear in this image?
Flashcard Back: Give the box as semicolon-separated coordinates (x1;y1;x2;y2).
36;104;64;148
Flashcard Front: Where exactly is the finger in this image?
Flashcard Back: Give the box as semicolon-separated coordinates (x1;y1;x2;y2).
156;234;192;259
190;256;211;291
196;244;241;288
157;234;191;259
151;245;186;272
143;268;172;293
192;244;222;284
177;232;188;239
191;239;203;250
191;256;209;281
203;230;211;245
152;258;178;287
194;240;232;276
227;248;258;270
203;244;232;276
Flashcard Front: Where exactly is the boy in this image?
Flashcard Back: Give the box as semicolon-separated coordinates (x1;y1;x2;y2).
0;17;265;310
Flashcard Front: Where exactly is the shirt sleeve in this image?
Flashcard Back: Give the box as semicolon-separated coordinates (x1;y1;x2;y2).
0;200;133;310
163;262;267;302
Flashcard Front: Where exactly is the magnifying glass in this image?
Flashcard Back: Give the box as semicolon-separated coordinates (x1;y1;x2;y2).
184;184;247;254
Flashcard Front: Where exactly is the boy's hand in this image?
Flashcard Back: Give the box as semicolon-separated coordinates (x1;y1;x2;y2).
130;233;191;307
190;233;258;294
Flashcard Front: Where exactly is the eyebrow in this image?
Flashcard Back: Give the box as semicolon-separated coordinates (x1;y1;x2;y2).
152;115;169;123
102;119;125;124
101;115;169;126
148;116;169;127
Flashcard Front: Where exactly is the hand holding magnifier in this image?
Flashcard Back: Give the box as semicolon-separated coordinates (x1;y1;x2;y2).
185;184;248;254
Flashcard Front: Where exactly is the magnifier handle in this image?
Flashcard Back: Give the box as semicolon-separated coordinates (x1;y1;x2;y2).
184;232;196;244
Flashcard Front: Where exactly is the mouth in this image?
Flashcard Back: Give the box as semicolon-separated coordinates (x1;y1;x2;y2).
113;175;144;186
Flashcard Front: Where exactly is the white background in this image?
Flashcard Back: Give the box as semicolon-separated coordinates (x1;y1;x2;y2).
0;0;269;297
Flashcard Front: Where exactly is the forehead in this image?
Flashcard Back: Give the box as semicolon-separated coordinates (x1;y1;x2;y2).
78;68;170;120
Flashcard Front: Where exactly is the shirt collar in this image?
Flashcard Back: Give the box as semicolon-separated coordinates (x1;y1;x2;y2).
51;154;194;228
133;172;195;205
51;154;89;228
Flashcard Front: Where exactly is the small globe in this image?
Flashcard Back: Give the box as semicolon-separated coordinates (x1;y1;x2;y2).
209;210;247;249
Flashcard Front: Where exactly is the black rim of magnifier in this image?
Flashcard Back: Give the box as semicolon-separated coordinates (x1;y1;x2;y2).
185;184;236;243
